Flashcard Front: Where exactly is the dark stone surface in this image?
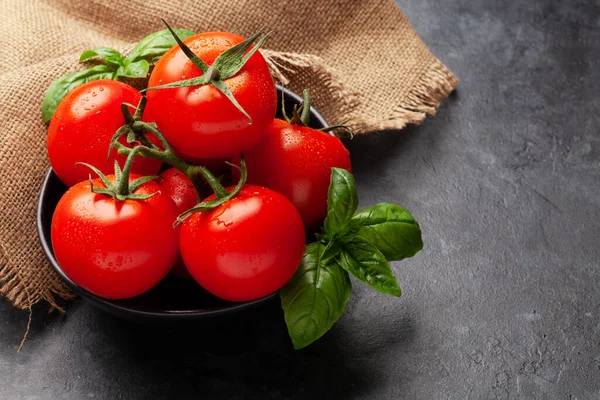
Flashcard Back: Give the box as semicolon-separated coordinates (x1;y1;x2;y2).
1;0;599;398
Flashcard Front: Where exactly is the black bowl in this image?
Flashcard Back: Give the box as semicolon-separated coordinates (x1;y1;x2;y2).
37;86;327;321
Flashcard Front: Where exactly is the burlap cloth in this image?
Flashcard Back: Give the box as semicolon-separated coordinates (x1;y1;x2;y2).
0;0;457;311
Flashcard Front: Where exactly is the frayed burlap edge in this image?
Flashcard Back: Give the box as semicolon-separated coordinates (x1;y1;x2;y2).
373;58;459;132
263;50;361;126
0;249;32;351
264;50;458;134
0;242;74;312
1;236;73;350
1;243;66;351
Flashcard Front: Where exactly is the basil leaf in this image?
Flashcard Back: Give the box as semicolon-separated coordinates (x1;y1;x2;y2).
117;59;150;78
127;28;195;64
281;242;351;349
351;203;423;261
323;168;358;235
321;240;342;262
41;65;117;123
338;237;401;296
79;47;125;70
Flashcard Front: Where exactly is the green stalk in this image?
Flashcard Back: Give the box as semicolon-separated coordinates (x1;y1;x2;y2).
188;165;228;199
115;121;229;201
299;89;311;126
115;146;142;196
109;95;245;220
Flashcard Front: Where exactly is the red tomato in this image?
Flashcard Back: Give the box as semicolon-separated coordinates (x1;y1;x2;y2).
51;175;179;299
179;185;305;302
147;32;277;160
158;168;200;279
47;80;162;187
234;119;352;230
158;168;199;213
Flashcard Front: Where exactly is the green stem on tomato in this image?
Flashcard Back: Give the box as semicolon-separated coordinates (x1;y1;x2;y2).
289;89;311;127
112;96;239;211
188;165;228;199
132;96;147;121
115;145;143;196
131;121;171;151
121;103;135;126
299;89;311;126
174;155;247;225
114;123;228;201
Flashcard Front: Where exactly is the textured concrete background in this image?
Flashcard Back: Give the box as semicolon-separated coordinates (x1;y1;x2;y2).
1;0;599;398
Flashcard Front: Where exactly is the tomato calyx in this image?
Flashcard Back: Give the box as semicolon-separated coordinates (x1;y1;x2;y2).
141;19;271;122
282;88;352;135
77;146;159;201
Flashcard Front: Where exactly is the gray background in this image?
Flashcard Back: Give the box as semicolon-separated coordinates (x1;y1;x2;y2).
1;0;599;398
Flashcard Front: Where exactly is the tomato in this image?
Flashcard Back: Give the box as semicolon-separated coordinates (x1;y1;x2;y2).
147;32;277;160
51;175;179;299
157;168;200;279
158;168;199;213
47;80;162;187
179;185;305;301
234;119;352;230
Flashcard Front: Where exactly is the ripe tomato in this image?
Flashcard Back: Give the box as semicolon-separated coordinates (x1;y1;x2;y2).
179;185;305;302
47;80;162;187
147;32;277;160
51;175;179;299
158;168;199;213
234;119;352;230
157;168;200;279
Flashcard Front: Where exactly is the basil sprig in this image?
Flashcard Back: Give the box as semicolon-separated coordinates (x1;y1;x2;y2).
280;168;423;349
41;28;195;123
280;242;352;350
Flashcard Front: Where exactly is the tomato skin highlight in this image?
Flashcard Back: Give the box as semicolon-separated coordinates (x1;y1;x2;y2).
147;32;277;160
235;119;352;230
51;176;179;299
47;80;162;187
179;185;306;302
157;168;199;280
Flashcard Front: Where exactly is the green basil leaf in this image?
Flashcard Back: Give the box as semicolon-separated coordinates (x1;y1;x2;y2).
79;47;125;70
127;28;195;64
281;242;351;349
321;240;342;262
351;203;423;261
339;237;401;296
323;168;358;236
41;65;117;123
117;59;150;78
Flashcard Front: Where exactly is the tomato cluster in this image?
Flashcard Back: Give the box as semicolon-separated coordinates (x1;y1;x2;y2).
46;29;351;302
